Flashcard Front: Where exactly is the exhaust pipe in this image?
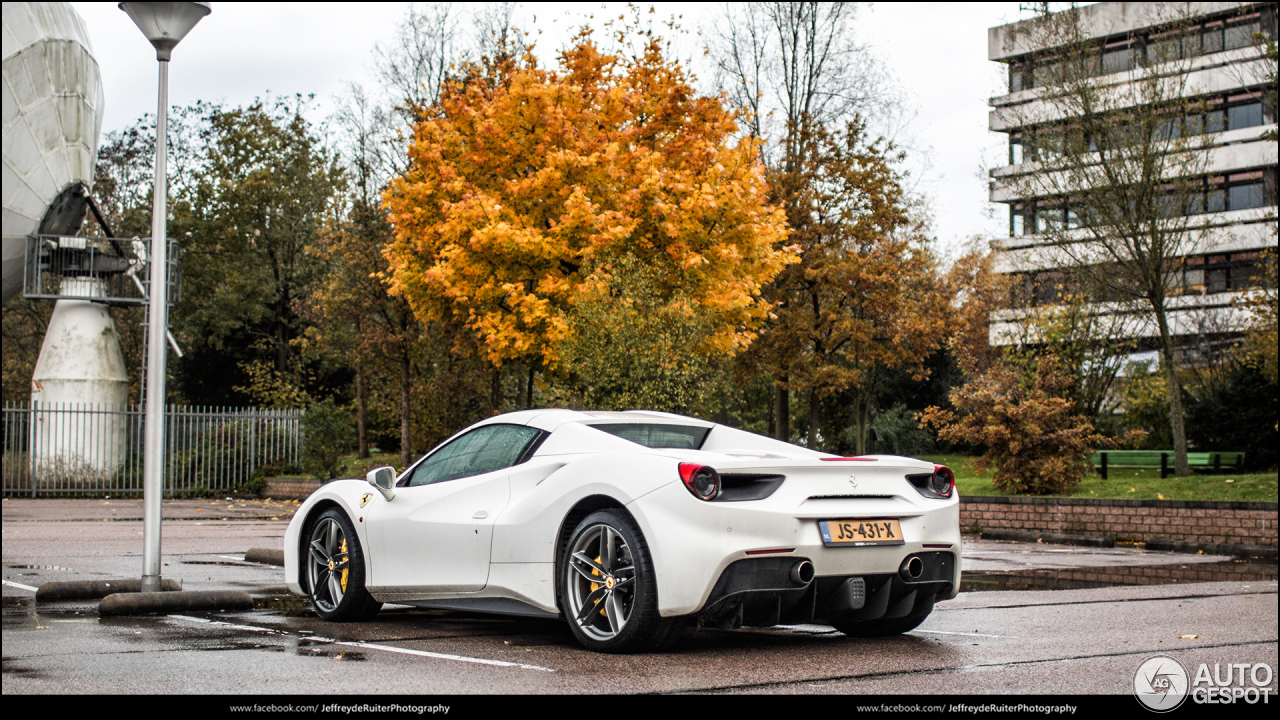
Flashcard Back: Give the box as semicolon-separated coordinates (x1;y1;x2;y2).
899;556;924;581
789;559;815;585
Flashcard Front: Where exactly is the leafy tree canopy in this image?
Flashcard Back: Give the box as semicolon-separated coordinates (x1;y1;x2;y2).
383;30;796;372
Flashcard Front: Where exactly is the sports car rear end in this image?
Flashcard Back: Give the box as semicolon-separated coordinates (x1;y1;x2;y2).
628;450;960;633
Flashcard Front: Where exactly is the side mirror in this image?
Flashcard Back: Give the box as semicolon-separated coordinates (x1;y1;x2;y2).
366;466;396;501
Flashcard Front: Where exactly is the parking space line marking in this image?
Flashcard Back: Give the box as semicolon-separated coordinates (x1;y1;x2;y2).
167;614;279;633
164;614;555;672
913;629;1019;639
327;640;556;672
3;580;38;592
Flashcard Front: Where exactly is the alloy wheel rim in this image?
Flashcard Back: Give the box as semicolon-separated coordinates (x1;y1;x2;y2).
307;517;349;612
567;523;636;640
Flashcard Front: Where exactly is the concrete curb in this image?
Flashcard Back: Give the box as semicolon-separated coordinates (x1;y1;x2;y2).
981;529;1116;548
99;590;254;616
36;579;182;601
1144;539;1278;559
244;547;285;566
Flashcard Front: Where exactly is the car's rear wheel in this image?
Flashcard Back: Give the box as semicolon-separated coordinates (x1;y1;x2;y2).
560;509;681;653
305;508;382;622
830;592;936;637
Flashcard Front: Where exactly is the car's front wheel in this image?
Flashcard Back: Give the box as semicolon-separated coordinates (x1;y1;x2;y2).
304;507;382;622
559;509;681;653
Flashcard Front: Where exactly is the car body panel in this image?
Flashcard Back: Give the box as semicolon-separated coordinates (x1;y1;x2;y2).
364;466;511;593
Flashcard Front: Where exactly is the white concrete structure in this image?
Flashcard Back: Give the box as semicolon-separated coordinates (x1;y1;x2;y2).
2;1;104;306
987;2;1277;349
29;277;129;481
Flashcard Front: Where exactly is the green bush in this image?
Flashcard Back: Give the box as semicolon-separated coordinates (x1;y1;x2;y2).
1186;361;1278;471
921;356;1125;495
862;403;934;456
302;399;354;480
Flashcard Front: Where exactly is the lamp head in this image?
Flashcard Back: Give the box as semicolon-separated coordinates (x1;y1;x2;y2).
119;2;211;61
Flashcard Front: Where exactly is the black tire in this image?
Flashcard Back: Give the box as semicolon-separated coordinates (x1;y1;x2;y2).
558;509;681;653
304;507;382;622
830;592;936;637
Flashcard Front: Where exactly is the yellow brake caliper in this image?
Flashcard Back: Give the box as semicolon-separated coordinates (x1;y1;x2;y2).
339;539;349;592
590;555;606;617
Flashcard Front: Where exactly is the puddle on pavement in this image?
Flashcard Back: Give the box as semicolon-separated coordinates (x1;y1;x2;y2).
3;597;100;629
256;594;313;617
297;645;366;661
2;657;48;680
961;557;1278;592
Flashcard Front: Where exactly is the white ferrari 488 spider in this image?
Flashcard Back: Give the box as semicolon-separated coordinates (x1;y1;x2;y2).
284;409;961;653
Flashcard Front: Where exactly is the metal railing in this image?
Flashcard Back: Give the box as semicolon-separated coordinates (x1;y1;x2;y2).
23;235;182;307
2;403;302;497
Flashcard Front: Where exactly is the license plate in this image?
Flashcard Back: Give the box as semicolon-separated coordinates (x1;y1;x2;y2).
819;519;904;547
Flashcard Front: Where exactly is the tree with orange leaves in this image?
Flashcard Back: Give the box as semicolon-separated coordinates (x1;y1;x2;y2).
382;30;795;392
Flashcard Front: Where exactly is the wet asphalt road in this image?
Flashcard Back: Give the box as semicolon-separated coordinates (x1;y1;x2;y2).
2;497;1276;695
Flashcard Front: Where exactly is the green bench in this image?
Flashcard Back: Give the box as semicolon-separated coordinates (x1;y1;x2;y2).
1091;450;1246;479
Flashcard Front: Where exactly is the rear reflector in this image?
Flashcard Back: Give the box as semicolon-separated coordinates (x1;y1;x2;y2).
745;548;796;556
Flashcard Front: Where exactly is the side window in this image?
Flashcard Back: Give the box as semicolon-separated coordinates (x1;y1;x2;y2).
401;424;543;487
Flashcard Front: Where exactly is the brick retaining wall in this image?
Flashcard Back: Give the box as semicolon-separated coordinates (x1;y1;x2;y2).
263;477;322;499
961;495;1278;547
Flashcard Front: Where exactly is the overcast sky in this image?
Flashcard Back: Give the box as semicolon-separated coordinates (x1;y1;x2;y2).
69;2;1032;261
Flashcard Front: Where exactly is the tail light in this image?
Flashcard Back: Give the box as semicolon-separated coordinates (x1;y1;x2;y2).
678;463;720;501
931;465;954;497
905;465;954;499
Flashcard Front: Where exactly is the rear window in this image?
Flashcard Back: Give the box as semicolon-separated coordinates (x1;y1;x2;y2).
588;423;710;449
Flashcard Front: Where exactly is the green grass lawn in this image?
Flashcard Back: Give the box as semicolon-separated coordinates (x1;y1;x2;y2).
920;454;1278;502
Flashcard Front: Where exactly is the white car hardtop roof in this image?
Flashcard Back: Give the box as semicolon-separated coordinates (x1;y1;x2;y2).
513;408;714;433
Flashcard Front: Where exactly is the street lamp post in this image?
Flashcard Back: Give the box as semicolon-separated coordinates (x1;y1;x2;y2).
119;1;211;594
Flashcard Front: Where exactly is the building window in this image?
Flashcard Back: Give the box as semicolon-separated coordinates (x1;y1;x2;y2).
1010;65;1029;93
1102;43;1134;74
1009;135;1025;165
1225;17;1263;50
1227;102;1264;131
1010;205;1027;237
1228;180;1265;211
